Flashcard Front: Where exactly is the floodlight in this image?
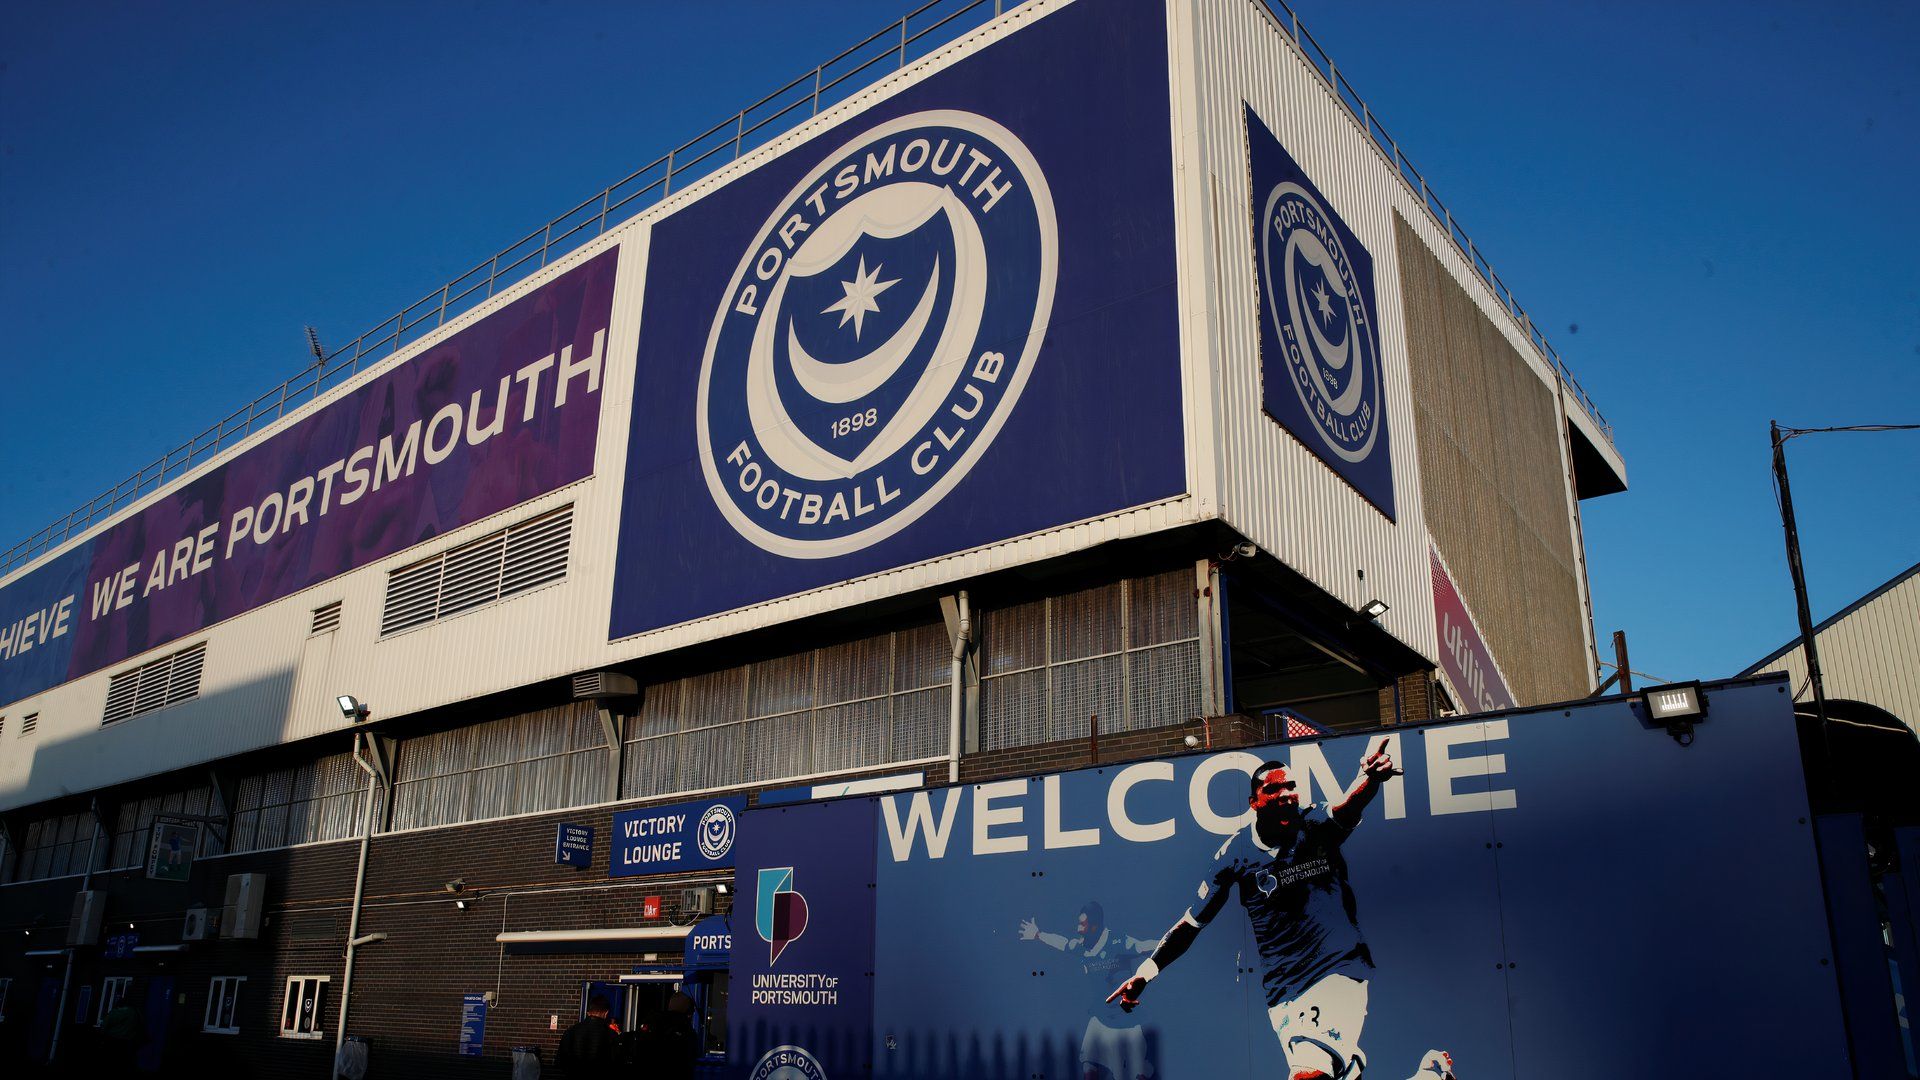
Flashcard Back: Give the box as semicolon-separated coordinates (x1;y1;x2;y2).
1642;681;1706;745
337;695;370;722
1359;599;1390;620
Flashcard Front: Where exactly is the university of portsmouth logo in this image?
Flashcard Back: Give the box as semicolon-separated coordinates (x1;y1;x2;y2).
697;109;1058;558
757;866;810;964
750;1045;830;1080
697;802;737;861
1246;106;1395;519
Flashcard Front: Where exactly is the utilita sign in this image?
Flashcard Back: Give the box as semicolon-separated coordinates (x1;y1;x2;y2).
1429;547;1515;714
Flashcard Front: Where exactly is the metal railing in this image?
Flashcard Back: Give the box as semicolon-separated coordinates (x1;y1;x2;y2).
1255;0;1613;439
2;0;1612;576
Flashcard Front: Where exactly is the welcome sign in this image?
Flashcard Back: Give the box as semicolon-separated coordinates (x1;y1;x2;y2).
0;247;617;709
724;682;1848;1079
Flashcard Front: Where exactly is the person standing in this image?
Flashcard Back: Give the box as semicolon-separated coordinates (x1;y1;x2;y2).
555;995;621;1079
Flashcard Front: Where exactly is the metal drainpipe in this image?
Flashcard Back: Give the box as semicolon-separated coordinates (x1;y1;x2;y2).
336;733;381;1060
48;802;104;1064
948;590;972;784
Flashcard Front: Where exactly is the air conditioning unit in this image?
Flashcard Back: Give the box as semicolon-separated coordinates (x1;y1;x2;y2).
69;890;106;946
182;905;214;941
220;873;267;940
571;671;639;700
683;886;716;916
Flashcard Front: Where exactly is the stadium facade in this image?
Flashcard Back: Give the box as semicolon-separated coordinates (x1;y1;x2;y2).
0;0;1626;1073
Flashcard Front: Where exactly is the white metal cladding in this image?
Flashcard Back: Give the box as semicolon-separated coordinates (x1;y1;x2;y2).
1173;0;1432;659
1748;563;1920;732
1173;0;1607;665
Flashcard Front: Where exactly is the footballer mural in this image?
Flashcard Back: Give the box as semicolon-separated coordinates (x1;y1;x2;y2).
728;684;1848;1080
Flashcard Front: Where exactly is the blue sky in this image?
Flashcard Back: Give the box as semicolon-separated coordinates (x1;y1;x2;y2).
1;0;1914;685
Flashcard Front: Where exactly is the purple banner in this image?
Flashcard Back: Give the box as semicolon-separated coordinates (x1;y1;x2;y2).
0;246;617;707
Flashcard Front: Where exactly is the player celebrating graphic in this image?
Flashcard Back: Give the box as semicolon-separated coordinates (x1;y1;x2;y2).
1107;738;1401;1080
1019;901;1157;1080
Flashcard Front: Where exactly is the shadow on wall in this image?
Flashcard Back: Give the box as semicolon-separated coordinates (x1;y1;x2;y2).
5;665;305;812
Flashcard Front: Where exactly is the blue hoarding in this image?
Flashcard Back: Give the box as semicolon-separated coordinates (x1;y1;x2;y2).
610;796;744;877
719;680;1850;1078
610;0;1184;638
730;799;877;1080
1246;105;1395;520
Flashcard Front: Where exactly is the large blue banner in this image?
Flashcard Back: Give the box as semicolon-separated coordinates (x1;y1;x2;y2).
610;0;1185;637
725;680;1850;1078
1247;105;1395;520
730;798;877;1080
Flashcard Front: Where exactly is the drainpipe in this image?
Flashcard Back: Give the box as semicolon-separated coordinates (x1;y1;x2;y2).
336;732;383;1060
48;800;104;1064
948;590;972;783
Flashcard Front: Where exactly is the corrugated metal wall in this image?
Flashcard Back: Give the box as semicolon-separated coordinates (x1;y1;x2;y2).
1752;565;1920;731
1175;0;1598;689
1396;215;1588;705
1177;0;1436;660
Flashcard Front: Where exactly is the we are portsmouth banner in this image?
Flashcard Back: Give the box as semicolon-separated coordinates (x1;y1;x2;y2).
0;247;617;707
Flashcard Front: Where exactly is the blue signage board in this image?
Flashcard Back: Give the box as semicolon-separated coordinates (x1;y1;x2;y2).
458;993;487;1057
609;0;1184;638
1246;104;1395;520
729;799;877;1080
685;914;733;973
554;823;594;868
103;932;140;960
705;681;1849;1077
610;796;745;877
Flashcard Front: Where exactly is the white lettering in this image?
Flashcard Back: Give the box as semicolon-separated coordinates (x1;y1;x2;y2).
1426;720;1517;816
972;779;1028;855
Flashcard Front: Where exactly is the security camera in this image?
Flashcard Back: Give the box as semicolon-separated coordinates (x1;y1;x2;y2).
336;695;370;722
1232;541;1257;559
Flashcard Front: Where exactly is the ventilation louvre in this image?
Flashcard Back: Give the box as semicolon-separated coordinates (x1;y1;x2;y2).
19;714;37;737
102;643;207;725
310;602;342;636
380;505;572;637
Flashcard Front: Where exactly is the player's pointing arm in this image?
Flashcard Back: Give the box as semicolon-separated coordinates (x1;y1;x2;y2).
1331;736;1403;831
1107;856;1236;1012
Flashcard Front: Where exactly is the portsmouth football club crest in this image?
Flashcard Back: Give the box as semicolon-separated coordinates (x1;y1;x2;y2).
749;1045;830;1080
1246;106;1395;519
697;110;1058;558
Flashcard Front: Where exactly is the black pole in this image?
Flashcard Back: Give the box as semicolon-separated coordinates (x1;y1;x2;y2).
1770;421;1831;730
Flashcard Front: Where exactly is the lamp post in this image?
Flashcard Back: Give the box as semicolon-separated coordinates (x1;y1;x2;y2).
1769;421;1832;733
1769;420;1920;734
